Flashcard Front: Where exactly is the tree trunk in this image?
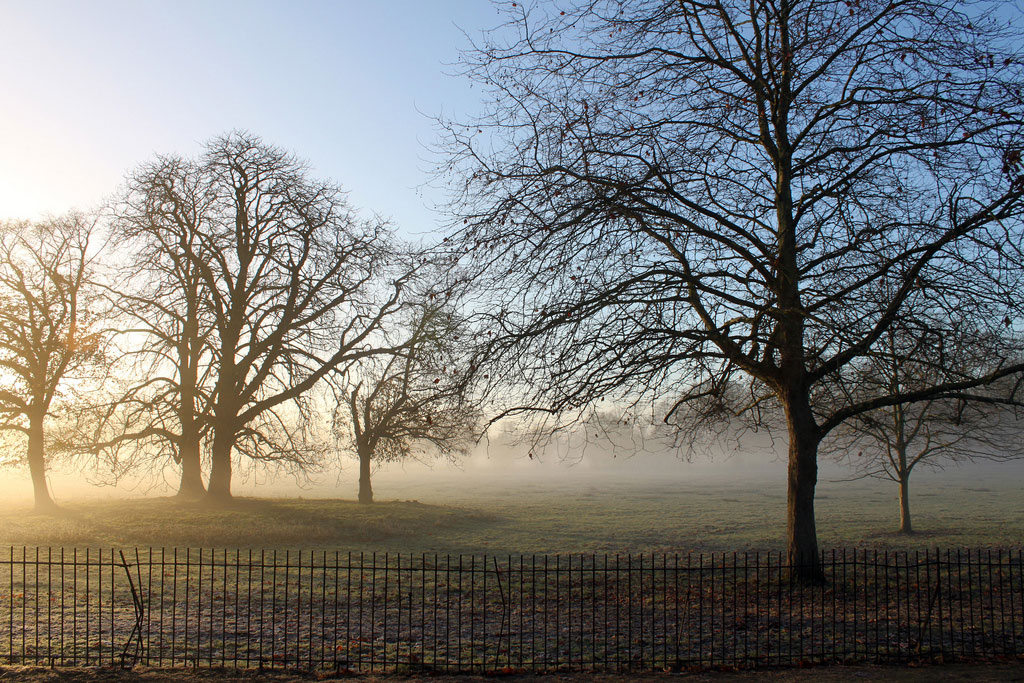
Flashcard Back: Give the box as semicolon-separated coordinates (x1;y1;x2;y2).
358;444;373;504
898;475;913;534
176;328;205;499
784;392;824;583
771;81;821;582
176;437;206;499
27;411;57;512
205;428;234;502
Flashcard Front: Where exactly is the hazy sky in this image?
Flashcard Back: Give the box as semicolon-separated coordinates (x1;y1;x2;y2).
0;0;505;236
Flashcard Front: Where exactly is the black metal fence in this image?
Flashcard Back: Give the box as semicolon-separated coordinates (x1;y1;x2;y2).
1;547;1022;672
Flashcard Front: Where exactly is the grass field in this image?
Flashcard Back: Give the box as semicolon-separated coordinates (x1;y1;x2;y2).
2;469;1022;553
2;467;1023;678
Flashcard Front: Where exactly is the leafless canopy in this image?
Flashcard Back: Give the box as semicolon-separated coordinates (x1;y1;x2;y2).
346;303;478;460
825;317;1023;531
440;0;1024;577
0;214;101;508
109;132;412;499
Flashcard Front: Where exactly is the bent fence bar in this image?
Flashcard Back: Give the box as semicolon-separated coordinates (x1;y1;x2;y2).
1;548;1021;672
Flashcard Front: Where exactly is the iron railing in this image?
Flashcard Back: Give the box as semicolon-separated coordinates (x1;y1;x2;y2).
1;547;1021;671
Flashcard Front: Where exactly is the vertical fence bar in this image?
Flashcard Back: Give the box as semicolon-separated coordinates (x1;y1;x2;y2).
950;552;958;659
1018;549;1024;656
296;550;302;669
541;554;547;671
369;552;376;672
346;551;353;670
282;549;289;667
184;548;191;666
356;552;363;671
108;547;114;666
445;554;452;673
319;550;326;670
671;553;678;669
431;554;438;671
986;548;995;656
422;554;429;671
59;547;65;666
256;549;264;668
71;547;77;666
270;549;278;666
195;548;202;667
333;550;340;670
220;548;227;668
943;549;953;659
978;549;987;656
30;547;37;665
96;548;102;666
84;548;91;667
171;548;178;667
935;548;944;656
1011;548;1020;656
996;549;1007;654
45;547;51;665
602;554;609;671
966;549;975;657
155;548;162;667
6;547;11;665
245;550;251;666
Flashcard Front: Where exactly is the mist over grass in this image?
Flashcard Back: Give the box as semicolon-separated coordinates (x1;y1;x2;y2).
2;434;1022;553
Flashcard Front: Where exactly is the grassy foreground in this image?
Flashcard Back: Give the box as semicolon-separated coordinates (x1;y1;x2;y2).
2;475;1022;553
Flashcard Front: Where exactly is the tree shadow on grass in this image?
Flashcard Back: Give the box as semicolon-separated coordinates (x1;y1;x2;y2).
0;496;505;551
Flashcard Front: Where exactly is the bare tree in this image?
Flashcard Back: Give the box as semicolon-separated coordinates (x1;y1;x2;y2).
87;156;219;497
0;214;101;510
340;298;479;504
121;133;410;502
828;321;1024;534
441;0;1024;580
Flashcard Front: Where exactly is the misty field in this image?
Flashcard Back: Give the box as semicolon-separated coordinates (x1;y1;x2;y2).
2;474;1022;553
3;471;1024;674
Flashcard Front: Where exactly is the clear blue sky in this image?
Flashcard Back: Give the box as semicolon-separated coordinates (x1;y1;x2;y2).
0;0;506;238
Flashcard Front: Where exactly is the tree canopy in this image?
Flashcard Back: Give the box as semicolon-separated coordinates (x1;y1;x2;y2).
114;133;412;500
441;0;1024;580
0;214;101;509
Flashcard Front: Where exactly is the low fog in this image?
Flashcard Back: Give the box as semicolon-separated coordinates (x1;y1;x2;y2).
5;429;1022;508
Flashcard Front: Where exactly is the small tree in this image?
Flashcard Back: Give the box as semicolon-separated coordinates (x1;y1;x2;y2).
0;215;101;510
342;300;478;504
829;323;1024;533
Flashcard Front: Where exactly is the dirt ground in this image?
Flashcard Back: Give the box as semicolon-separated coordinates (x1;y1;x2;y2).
3;661;1024;682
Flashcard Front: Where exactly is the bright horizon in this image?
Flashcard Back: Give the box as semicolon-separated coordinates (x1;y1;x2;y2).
0;0;504;236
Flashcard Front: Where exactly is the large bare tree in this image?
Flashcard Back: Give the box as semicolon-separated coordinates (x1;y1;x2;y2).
90;156;218;498
0;214;101;510
122;133;410;502
442;0;1024;579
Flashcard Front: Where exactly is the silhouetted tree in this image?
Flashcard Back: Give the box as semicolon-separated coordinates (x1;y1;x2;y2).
0;214;101;510
829;321;1024;534
89;157;218;497
341;298;478;504
123;133;409;502
442;0;1024;580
